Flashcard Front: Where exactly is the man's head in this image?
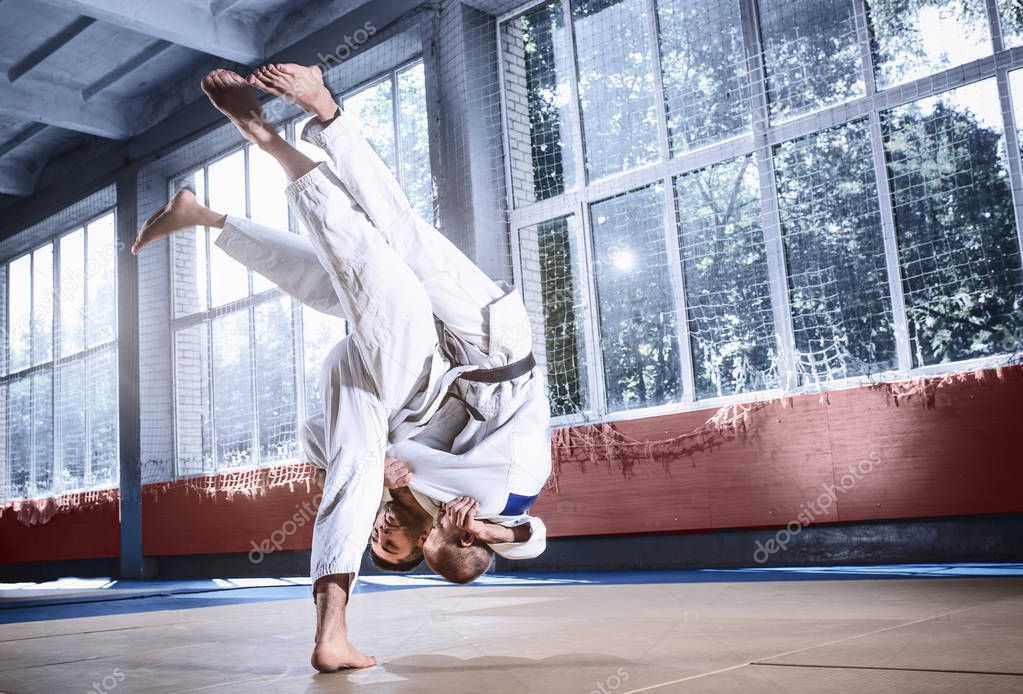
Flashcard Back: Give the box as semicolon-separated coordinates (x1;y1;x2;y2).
422;502;494;583
369;500;429;571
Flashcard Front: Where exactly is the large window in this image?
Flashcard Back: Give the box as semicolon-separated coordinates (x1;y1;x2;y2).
169;60;432;476
502;0;1023;422
2;212;119;500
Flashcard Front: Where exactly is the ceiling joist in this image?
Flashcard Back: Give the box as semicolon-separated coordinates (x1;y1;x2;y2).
83;40;174;101
0;157;43;196
0;77;133;139
33;0;265;64
0;123;48;159
7;16;95;83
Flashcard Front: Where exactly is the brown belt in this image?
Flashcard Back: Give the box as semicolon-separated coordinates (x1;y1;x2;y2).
441;353;537;422
458;352;537;383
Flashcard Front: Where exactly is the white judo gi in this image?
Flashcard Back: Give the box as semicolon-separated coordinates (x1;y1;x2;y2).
213;109;551;583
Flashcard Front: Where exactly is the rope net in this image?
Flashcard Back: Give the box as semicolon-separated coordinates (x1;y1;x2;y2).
4;0;1023;528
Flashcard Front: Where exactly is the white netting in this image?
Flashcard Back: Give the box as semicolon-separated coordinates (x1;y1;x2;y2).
1;187;119;511
505;0;1023;421
6;0;1023;524
135;16;437;503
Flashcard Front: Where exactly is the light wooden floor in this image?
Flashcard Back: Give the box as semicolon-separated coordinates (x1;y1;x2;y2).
2;572;1022;693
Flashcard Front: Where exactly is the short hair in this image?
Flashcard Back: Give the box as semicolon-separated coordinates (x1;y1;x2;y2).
369;547;424;573
424;539;493;584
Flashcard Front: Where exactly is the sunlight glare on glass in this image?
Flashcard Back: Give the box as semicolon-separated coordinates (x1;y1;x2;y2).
610;246;636;271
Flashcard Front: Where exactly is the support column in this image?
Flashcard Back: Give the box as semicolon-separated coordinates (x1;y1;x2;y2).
421;1;511;282
116;169;143;579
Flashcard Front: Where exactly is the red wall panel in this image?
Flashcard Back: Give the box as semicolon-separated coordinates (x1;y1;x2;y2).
0;497;119;564
3;366;1021;564
141;479;318;557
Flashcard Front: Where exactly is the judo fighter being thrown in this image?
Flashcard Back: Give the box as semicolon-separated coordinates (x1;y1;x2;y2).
131;64;552;671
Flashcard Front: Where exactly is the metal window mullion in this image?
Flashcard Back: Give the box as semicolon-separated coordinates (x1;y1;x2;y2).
2;266;7;376
577;199;607;417
563;0;589;191
987;0;1006;54
2;267;6;499
244;146;254;299
167;180;181;480
293;299;307;435
661;180;696;403
855;0;914;373
28;251;36;493
509;190;584;230
645;0;672;163
51;237;63;495
987;0;1023;280
82;225;93;487
754;151;799;390
498;0;552;24
47;244;57;495
645;0;694;402
286;120;299;235
203;169;217;476
247;304;259;467
496;18;520;216
392;70;405;191
204;314;217;476
242;147;261;468
740;0;798;391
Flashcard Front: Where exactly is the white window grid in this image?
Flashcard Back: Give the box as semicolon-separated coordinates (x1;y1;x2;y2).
166;58;429;478
1;209;119;499
498;0;1023;427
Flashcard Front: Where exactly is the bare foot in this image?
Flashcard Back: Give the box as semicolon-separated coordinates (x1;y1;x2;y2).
132;189;210;255
248;64;338;123
201;69;279;145
310;639;377;672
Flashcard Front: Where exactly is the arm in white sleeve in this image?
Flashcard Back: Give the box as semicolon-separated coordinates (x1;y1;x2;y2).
487;515;547;561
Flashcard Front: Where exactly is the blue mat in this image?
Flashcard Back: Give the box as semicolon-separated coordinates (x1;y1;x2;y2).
2;563;1021;625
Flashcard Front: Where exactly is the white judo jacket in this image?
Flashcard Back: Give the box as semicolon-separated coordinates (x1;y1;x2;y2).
215;108;551;580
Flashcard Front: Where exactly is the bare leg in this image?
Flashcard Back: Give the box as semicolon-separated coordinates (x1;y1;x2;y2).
311;574;376;671
199;70;389;671
199;68;318;182
250;64;513;357
132;69;320;256
131;189;225;255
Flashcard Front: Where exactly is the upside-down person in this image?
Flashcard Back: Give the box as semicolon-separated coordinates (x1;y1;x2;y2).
131;64;551;672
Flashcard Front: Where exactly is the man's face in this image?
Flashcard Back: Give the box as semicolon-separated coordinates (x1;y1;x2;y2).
370;501;424;563
424;502;471;552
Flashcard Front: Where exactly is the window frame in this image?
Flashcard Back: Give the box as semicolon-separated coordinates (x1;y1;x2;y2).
2;207;119;500
498;0;1023;427
165;57;430;479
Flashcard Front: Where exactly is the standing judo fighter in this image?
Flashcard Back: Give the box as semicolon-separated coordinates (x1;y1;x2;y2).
131;65;550;671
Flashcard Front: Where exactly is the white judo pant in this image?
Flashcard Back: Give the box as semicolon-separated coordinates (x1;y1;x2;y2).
214;111;512;583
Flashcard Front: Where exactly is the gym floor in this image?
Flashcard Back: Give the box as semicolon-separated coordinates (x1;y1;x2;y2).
2;565;1022;693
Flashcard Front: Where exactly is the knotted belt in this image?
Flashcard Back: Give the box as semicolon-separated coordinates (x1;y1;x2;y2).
458;352;537;383
435;319;536;421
